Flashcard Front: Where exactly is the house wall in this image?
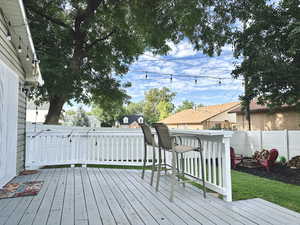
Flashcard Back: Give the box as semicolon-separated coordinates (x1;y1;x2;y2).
236;111;300;131
167;124;204;130
166;109;238;130
0;14;26;174
209;108;237;123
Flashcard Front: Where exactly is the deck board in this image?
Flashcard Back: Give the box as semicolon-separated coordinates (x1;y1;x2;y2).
47;168;68;225
0;167;299;225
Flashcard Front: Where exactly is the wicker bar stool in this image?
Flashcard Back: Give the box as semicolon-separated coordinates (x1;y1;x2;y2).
140;123;159;186
152;123;206;201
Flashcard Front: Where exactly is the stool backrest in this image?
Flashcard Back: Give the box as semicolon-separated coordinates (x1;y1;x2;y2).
140;124;154;146
152;123;172;150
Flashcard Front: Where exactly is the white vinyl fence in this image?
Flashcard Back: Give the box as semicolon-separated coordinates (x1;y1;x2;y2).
26;124;233;201
230;130;300;159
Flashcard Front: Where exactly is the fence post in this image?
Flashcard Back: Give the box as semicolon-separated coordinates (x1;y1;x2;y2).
222;136;232;202
284;129;290;160
259;130;263;150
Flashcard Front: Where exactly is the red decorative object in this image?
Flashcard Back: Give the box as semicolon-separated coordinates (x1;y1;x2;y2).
230;147;243;168
258;149;279;172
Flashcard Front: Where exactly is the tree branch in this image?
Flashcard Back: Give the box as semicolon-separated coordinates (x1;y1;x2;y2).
86;30;115;51
26;4;73;31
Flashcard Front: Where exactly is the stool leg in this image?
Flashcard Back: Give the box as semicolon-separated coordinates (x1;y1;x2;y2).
200;150;206;198
141;142;147;179
176;153;180;181
181;153;185;188
170;149;177;201
150;145;156;186
156;147;162;192
164;149;167;174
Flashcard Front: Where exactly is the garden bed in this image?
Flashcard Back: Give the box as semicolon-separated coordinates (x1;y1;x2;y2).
235;163;300;186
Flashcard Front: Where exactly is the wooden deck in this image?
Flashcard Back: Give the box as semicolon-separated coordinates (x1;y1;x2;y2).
0;168;300;225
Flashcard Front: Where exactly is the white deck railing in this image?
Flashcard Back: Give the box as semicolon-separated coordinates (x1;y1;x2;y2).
26;125;233;201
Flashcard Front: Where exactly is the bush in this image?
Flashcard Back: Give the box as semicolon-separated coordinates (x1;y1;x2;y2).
279;156;287;164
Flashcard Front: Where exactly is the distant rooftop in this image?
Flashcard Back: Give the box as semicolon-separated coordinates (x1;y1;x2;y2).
160;102;240;125
229;100;293;114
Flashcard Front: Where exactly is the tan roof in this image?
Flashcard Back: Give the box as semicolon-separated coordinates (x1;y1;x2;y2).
229;100;293;114
160;102;240;125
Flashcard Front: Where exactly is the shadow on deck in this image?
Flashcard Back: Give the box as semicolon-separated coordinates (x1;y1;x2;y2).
0;167;300;225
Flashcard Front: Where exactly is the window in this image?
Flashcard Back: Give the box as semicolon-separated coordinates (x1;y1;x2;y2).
138;117;143;124
123;117;128;124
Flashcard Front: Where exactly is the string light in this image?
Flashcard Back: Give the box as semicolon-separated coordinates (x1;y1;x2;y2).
145;72;148;79
32;59;36;68
218;79;222;86
131;70;235;81
170;75;173;82
26;46;30;61
0;9;40;67
6;21;11;41
195;78;197;84
18;37;22;53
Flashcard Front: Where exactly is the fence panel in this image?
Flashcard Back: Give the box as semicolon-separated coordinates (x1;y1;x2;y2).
230;130;300;159
288;131;300;159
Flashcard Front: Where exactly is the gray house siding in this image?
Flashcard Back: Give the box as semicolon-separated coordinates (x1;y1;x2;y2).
0;13;26;174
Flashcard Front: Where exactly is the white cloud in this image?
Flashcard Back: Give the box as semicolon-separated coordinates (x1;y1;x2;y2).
123;40;242;105
167;40;197;58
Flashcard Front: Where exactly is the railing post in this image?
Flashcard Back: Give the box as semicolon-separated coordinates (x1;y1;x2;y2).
284;129;290;160
222;136;232;202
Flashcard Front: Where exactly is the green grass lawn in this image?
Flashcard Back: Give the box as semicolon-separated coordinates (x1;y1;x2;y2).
232;170;300;213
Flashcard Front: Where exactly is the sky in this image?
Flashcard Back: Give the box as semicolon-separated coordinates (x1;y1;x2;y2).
120;39;244;107
67;39;244;111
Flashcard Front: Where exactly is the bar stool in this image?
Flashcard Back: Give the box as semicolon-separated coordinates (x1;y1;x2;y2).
140;123;159;186
152;123;206;201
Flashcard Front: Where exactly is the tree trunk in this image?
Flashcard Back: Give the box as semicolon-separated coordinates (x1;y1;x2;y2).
45;96;66;124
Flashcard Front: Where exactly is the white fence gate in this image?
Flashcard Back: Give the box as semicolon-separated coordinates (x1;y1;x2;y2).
26;125;233;201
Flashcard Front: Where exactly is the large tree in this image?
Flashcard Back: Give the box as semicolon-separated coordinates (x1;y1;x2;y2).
175;100;204;113
24;0;235;124
232;0;300;109
143;87;176;123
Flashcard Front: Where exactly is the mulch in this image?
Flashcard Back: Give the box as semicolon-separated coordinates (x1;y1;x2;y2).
235;163;300;186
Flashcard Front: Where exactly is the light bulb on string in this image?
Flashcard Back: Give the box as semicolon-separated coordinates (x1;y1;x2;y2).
6;30;11;41
6;21;11;41
218;79;222;86
26;46;30;61
170;75;173;82
32;59;35;66
18;37;22;53
195;78;197;84
145;73;148;79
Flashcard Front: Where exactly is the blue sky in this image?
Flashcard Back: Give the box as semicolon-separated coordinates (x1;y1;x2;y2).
121;39;243;107
67;39;243;111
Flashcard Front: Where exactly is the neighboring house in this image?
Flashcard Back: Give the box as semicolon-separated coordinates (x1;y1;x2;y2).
87;115;101;128
160;102;240;130
0;0;42;186
26;101;49;123
116;115;144;128
229;100;300;130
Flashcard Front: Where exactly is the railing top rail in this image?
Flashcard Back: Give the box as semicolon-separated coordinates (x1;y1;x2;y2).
170;129;233;138
26;124;233;138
